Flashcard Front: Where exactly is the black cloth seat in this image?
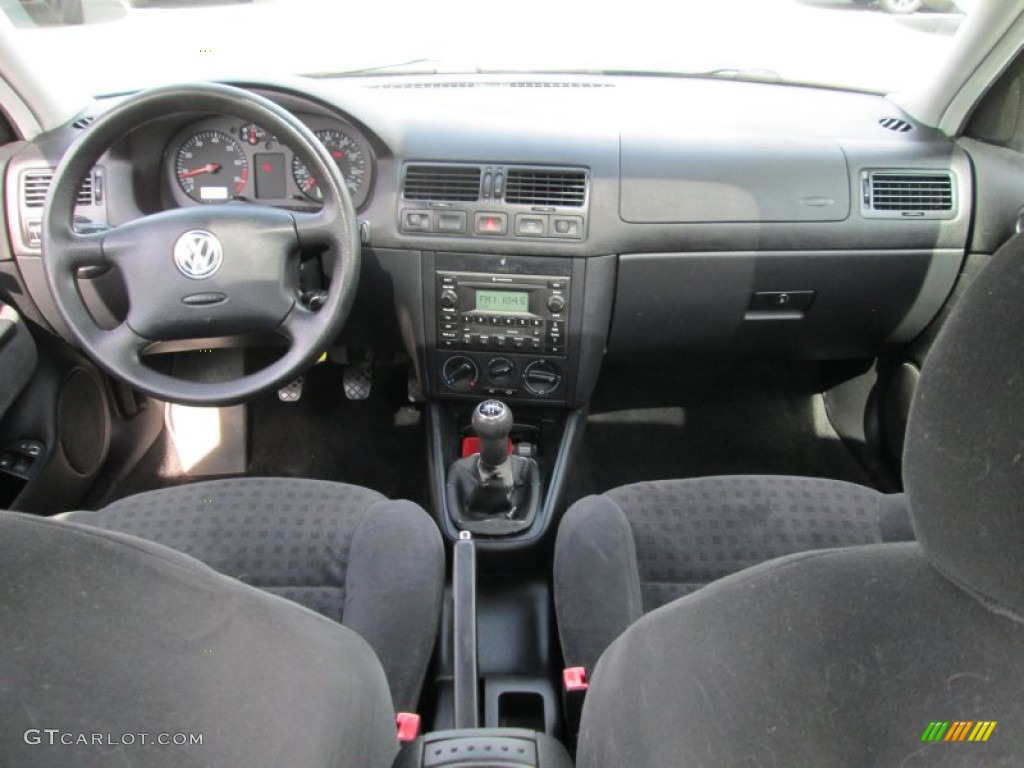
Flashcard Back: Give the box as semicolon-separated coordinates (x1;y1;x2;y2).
63;476;444;713
0;510;402;768
564;236;1024;766
555;475;912;671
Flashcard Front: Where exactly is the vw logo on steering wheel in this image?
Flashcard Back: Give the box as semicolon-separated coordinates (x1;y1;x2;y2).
173;230;223;279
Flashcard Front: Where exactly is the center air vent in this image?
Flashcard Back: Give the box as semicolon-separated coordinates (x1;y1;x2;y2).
505;169;587;207
862;170;955;219
403;165;481;202
22;169;95;207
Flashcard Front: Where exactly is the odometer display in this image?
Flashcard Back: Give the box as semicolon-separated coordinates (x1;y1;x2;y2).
292;129;367;202
175;130;249;203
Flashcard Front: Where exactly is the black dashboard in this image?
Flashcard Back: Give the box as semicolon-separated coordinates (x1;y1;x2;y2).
1;73;973;409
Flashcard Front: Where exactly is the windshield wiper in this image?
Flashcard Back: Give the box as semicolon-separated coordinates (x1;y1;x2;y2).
596;67;783;84
306;58;482;78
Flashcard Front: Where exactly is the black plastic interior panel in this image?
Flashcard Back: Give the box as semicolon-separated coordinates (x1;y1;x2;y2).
608;249;964;358
620;135;850;223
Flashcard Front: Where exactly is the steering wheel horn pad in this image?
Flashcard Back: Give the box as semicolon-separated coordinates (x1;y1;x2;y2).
103;206;299;340
41;83;360;406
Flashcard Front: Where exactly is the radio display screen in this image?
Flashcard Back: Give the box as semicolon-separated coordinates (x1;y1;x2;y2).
475;290;530;313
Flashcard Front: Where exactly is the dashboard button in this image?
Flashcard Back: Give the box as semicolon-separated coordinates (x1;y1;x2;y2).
515;214;548;237
437;211;467;234
474;212;508;236
403;210;433;232
551;217;583;239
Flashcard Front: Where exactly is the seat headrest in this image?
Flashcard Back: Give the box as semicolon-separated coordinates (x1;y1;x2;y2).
904;236;1024;619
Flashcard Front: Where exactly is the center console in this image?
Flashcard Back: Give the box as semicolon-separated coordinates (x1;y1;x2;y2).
419;250;615;552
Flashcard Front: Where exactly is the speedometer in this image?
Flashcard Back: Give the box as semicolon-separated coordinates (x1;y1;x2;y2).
175;130;249;203
292;129;367;203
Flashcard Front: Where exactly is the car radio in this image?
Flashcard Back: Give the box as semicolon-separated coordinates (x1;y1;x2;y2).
436;271;569;357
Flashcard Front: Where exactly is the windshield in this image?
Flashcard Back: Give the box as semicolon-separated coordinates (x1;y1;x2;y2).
1;0;974;97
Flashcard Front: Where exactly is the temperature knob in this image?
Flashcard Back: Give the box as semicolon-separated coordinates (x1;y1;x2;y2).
441;356;479;393
523;360;562;397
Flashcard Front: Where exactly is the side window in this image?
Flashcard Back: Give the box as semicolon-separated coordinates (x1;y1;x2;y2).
966;55;1024;149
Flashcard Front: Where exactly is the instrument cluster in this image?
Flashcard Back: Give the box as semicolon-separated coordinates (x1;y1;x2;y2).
165;113;373;210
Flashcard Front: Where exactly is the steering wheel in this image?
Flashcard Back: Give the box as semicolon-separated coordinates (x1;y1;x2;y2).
42;83;360;406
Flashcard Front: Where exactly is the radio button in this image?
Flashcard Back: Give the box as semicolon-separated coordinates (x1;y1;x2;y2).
441;290;458;309
547;295;566;314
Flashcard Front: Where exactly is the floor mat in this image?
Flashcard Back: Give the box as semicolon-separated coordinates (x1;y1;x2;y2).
97;364;429;510
567;360;874;503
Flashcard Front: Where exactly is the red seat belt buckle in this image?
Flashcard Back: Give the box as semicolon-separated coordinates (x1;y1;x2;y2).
563;666;589;692
396;712;420;743
562;667;588;748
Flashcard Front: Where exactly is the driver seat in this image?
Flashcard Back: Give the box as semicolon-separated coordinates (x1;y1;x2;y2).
60;477;444;714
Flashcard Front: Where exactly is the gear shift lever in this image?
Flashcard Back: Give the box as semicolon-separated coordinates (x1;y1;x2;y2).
446;399;541;535
473;400;513;474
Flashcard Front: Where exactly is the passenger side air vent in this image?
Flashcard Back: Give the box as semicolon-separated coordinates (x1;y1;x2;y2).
505;169;587;207
878;117;913;133
862;170;955;219
403;165;481;202
21;169;95;207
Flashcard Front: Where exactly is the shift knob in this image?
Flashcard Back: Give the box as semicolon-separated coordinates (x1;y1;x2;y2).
472;400;513;469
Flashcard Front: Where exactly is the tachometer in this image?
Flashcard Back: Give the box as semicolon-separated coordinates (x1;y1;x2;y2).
292;129;367;202
175;130;249;203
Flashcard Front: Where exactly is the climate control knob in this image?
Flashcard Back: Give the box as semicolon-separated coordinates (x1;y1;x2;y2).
486;357;516;387
523;359;562;397
442;356;479;393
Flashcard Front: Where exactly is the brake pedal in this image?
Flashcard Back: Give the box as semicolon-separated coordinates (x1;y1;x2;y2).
343;364;372;400
278;377;304;402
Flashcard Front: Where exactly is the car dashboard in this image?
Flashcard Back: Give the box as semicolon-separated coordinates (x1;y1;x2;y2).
2;73;972;414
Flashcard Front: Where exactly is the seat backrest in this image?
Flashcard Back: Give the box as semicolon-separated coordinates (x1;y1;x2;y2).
0;511;399;768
